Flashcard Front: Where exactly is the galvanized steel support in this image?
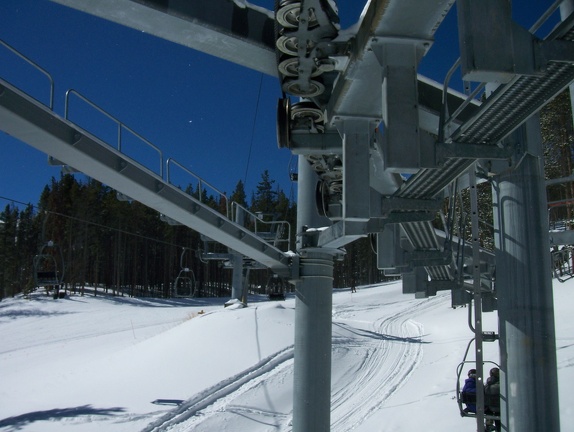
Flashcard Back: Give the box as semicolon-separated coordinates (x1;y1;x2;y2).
230;251;244;302
335;119;373;222
492;116;560;432
469;167;486;430
292;248;336;432
292;155;335;432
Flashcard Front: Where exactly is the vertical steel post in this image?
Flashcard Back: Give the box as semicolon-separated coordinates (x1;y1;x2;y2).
469;167;486;431
292;156;334;432
492;116;560;432
293;249;335;432
231;207;246;302
230;251;244;301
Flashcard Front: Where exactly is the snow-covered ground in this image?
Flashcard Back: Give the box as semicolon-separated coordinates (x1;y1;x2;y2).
1;279;572;432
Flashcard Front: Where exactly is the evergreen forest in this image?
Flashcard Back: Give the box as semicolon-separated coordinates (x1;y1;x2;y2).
0;169;382;299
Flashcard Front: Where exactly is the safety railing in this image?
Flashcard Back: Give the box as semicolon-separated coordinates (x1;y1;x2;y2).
166;158;229;218
0;37;262;243
64;89;164;177
437;61;485;143
0;39;54;109
231;202;291;249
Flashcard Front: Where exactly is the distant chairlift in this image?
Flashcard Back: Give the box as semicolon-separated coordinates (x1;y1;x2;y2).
551;245;574;282
33;240;65;298
172;248;196;298
266;274;286;301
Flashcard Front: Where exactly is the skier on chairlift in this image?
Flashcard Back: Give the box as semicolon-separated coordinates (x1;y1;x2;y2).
461;368;477;413
484;367;501;432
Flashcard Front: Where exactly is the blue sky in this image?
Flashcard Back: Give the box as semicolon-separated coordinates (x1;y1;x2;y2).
0;0;556;211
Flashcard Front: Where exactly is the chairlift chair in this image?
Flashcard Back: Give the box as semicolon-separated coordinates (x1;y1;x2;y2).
551;245;574;282
266;274;285;300
456;338;501;424
33;241;64;291
172;248;196;297
172;268;196;298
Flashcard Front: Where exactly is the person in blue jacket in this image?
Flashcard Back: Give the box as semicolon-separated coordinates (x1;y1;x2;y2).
461;368;477;413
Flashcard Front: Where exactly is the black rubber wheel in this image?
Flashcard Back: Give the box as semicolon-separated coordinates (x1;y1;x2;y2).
276;97;291;149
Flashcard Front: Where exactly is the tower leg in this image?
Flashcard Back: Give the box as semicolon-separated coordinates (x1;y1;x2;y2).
292;249;334;432
292;156;334;432
492;116;560;431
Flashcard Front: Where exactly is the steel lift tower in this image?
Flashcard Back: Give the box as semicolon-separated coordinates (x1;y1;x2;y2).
2;0;574;430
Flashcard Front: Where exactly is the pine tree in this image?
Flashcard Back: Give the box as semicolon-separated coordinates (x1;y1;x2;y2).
230;180;248;208
251;170;277;214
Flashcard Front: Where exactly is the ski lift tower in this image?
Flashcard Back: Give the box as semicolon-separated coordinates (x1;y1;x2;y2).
5;1;571;430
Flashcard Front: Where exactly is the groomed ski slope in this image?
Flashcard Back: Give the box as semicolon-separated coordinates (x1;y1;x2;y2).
0;279;573;432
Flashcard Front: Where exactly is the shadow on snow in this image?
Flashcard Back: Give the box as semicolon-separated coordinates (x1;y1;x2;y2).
333;321;430;344
0;405;126;431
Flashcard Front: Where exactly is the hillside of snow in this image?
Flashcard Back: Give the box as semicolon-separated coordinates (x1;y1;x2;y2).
1;279;573;432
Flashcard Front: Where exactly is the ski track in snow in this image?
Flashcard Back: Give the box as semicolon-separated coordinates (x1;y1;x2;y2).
144;293;446;432
143;347;295;432
330;295;443;431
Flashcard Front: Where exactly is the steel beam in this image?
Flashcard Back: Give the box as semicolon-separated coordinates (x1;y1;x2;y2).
49;0;277;76
325;0;455;124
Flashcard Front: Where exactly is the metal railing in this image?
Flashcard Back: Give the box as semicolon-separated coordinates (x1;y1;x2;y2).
166;158;229;217
231;202;291;249
0;39;256;242
0;39;54;109
64;89;164;177
437;61;485;143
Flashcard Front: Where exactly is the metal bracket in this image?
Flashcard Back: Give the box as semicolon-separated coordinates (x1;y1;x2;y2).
298;226;323;249
288;254;301;283
289;132;343;155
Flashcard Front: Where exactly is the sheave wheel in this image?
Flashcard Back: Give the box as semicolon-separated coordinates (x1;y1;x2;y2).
291;102;324;123
276;2;318;29
278;57;322;78
282;78;325;97
276;2;301;28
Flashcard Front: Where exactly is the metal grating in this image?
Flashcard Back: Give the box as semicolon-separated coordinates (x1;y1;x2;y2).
392;21;574;284
398;27;574;200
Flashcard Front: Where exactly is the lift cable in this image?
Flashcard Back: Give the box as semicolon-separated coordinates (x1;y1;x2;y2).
0;194;191;250
243;72;265;186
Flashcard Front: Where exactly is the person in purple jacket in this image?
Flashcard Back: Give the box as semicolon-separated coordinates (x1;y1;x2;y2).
461;368;477;413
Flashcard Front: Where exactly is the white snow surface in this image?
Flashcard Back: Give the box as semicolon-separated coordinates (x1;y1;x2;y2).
1;279;573;431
